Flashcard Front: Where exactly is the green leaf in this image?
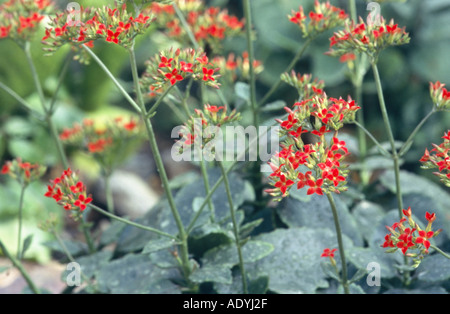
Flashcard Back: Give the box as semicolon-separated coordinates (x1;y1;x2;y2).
352;201;385;244
44;240;88;258
21;234;33;258
239;218;264;239
260;100;287;113
349;268;368;284
279;193;364;246
252;227;353;294
337;283;366;294
202;240;274;268
190;265;232;285
320;262;341;282
417;254;450;283
96;254;181;294
61;251;113;281
234;82;250;102
142;238;181;254
346;246;397;280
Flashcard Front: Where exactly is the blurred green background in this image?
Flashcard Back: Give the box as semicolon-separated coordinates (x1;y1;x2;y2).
0;0;449;262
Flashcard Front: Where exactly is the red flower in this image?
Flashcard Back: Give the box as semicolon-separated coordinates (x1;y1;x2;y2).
425;212;436;223
331;137;348;154
106;29;121;44
311;125;330;137
274;174;295;195
306;178;323;195
1;163;10;174
289;126;308;138
339;52;356;63
402;207;412;217
74;194;93;211
165;68;184;85
415;230;434;251
383;234;395;248
202;67;215;82
281;113;298;130
205;105;225;113
159;56;174;68
321;248;337;258
180;61;193;73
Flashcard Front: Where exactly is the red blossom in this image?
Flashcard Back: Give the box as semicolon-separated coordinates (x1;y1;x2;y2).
165;68;184;85
274;174;295;195
202;67;215;82
321;248;337;258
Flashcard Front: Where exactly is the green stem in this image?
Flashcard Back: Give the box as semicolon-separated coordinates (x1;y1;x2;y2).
0;81;36;116
371;62;403;216
90;204;177;240
258;37;313;106
349;0;357;22
372;62;410;285
24;41;69;168
128;46;191;279
186;115;283;233
147;84;175;117
17;184;26;260
325;192;349;294
24;41;46;112
89;204;177;240
104;171;115;214
353;121;391;157
82;44;142;114
430;244;450;259
80;215;95;254
0;241;41;294
218;161;248;294
399;109;436;157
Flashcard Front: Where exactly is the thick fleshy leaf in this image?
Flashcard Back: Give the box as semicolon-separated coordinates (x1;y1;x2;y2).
96;254;181;294
252;227;353;294
417;254;450;283
279;192;363;246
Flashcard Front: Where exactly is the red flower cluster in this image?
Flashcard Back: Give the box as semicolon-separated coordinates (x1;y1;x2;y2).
212;52;263;82
429;81;450;110
173;103;241;160
41;3;154;62
265;94;360;200
1;157;46;185
383;207;441;267
327;17;410;61
420;130;450;188
45;168;92;212
148;2;245;52
0;0;53;42
140;48;221;97
288;0;348;39
60;116;143;171
280;71;325;99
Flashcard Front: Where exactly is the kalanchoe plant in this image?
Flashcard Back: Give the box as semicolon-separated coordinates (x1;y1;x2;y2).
288;0;348;39
140;47;221;98
265;94;360;200
1;157;46;186
383;207;442;268
429;81;450;111
212;51;263;82
0;0;54;44
327;17;410;62
420;130;450;187
280;71;325;100
147;1;245;53
42;2;155;63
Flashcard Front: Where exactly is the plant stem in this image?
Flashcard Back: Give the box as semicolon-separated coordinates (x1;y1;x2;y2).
348;0;357;22
325;192;349;294
371;62;403;216
90;204;177;240
0;241;41;294
399;109;436;157
104;171;114;214
430;244;450;259
0;81;36;116
80;215;95;254
353;121;391;157
218;161;248;294
24;41;69;168
128;46;192;279
82;45;142;114
16;184;26;260
258;37;313;106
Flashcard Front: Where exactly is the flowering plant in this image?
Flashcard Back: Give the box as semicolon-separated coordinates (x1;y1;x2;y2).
0;0;449;296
